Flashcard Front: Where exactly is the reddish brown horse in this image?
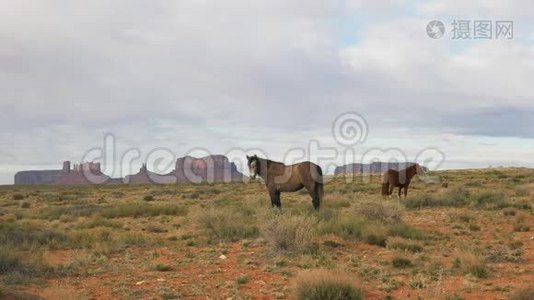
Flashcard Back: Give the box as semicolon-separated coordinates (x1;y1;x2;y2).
381;164;425;198
246;155;323;210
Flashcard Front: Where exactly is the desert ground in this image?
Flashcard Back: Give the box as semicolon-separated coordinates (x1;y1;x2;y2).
0;168;533;299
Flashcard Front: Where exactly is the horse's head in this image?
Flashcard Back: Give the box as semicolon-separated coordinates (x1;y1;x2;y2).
415;163;427;176
246;154;260;180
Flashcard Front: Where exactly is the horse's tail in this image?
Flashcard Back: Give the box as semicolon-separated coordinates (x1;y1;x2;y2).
314;166;324;210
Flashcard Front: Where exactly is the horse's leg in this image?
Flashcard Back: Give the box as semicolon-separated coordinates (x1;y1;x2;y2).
269;190;276;207
388;185;394;197
404;185;408;197
270;191;281;209
398;187;402;198
310;182;322;210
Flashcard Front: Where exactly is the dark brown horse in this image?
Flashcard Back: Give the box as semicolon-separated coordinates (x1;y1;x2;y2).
381;164;425;198
246;155;323;210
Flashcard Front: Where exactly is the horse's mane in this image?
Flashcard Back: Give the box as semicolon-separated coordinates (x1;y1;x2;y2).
406;163;417;170
256;157;284;167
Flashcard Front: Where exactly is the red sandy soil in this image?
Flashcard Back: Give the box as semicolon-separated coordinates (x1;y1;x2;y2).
8;208;534;300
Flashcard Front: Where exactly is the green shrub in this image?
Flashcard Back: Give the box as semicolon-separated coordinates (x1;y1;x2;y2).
143;195;154;201
404;190;510;210
323;240;341;248
392;257;412;268
69;228;112;249
503;209;516;216
117;233;147;247
0;222;68;249
197;207;259;241
448;212;474;223
40;204;101;220
354;199;402;224
469;192;508;209
386;237;423;253
146;225;167;233
388;222;424;240
510;286;534;300
154;264;173;272
512;200;532;210
320;213;422;246
236;274;250;284
68;229;149;253
468;224;481;231
403;189;469;209
294;270;363;300
12;194;24;200
469;265;488;278
76;218;122;229
319;216;365;238
365;234;387;247
0;249;27;274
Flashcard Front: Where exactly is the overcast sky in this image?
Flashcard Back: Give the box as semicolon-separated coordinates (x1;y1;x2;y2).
1;0;534;183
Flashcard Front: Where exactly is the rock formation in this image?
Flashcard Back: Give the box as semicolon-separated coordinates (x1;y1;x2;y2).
14;155;245;185
55;161;110;185
14;170;63;185
172;155;244;183
124;163;176;184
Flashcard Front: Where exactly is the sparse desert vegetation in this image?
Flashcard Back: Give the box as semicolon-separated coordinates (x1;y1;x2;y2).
0;168;533;299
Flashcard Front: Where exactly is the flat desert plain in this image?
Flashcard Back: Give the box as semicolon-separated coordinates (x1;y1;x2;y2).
1;168;533;299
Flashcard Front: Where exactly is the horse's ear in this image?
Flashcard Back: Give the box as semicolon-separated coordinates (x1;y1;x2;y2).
253;154;257;158
246;155;250;160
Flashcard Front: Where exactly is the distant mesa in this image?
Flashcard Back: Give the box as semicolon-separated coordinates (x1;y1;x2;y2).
124;163;175;184
14;155;245;185
173;155;244;183
55;161;110;185
14;161;108;185
334;162;428;175
14;170;63;185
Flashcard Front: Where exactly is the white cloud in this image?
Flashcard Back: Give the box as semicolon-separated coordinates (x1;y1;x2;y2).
0;0;533;183
418;0;534;20
341;19;534;108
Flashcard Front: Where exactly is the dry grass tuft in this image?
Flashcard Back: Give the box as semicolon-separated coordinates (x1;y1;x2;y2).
354;199;403;224
293;269;362;300
196;206;259;242
261;212;318;255
453;250;488;278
